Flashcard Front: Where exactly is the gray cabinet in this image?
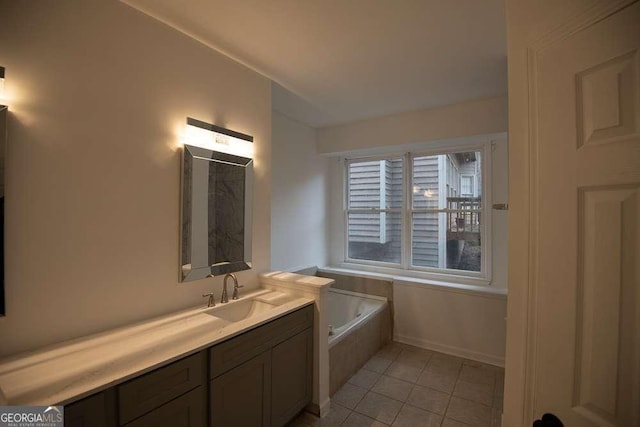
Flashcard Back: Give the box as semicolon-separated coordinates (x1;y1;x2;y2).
210;351;271;427
209;304;314;427
271;328;313;427
118;352;205;425
64;354;205;427
65;390;116;427
63;303;314;427
125;388;204;427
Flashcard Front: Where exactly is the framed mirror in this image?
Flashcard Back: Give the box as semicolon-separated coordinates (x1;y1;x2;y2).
180;144;253;282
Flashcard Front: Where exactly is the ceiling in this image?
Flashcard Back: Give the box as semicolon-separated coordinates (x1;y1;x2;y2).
123;0;507;128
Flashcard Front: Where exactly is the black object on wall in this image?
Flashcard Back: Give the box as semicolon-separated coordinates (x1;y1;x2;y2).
0;102;6;316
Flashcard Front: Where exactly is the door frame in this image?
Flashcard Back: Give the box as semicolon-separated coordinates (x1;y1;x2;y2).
504;0;638;425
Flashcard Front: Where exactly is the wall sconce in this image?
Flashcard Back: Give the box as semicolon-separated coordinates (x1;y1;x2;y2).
184;117;253;159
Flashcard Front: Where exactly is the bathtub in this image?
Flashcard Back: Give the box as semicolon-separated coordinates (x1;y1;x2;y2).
327;288;391;394
328;289;387;348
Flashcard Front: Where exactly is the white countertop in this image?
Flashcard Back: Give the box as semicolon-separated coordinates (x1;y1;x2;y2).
0;289;314;406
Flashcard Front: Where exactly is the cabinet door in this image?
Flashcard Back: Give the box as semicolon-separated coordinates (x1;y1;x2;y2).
124;387;204;427
271;328;313;427
211;351;271;427
65;390;116;427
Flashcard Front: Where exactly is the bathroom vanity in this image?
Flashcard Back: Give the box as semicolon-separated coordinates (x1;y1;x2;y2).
0;290;314;427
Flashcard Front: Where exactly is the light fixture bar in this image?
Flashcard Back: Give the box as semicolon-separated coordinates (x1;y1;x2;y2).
186;117;253;143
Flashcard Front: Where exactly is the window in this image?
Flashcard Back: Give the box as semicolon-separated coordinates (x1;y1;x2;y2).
346;158;403;264
345;146;489;281
460;175;474;196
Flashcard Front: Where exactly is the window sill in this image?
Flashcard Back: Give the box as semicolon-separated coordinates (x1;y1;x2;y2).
320;264;507;299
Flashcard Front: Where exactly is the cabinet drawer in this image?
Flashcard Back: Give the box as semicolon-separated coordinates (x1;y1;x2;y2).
118;352;204;425
210;304;313;378
124;387;204;427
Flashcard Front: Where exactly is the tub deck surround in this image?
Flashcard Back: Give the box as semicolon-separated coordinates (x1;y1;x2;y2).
0;289;314;406
327;289;387;348
259;271;335;292
326;289;391;395
259;271;334;417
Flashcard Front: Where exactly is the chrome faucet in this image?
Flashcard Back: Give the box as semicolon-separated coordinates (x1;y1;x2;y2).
221;273;244;302
221;273;235;303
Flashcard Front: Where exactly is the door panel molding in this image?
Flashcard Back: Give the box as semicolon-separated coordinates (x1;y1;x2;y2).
576;50;639;148
574;184;639;426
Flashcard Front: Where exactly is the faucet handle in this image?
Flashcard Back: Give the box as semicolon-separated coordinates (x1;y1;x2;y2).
232;283;244;300
202;292;215;307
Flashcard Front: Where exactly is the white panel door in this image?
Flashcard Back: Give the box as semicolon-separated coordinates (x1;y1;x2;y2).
534;2;640;426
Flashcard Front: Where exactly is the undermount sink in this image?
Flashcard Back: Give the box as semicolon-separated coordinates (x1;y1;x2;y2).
206;299;278;322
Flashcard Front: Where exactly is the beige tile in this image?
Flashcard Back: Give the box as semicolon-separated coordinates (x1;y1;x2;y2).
333;382;367;409
330;334;359;395
446;396;492;427
427;354;463;376
462;360;500;370
453;380;494;407
371;375;414;402
377;343;403;361
392;405;442;427
380;308;392;345
406;385;450;415
398;343;432;354
395;349;431;369
342;411;389;427
312;403;351;427
385;361;422;383
364;356;393;374
349;368;382;390
286;410;315;426
417;369;457;393
356;317;383;367
490;408;502;427
458;365;496;386
355;391;403;425
442;418;471;427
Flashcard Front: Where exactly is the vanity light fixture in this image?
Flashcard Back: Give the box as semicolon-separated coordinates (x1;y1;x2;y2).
184;117;253;159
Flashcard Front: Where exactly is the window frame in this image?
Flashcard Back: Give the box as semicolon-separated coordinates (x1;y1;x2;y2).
343;141;492;285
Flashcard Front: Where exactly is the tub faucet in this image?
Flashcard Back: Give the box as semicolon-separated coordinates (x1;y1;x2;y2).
221;273;238;304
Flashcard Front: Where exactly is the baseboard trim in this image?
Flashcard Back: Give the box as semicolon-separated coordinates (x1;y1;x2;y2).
305;397;331;418
395;334;505;367
319;397;331;417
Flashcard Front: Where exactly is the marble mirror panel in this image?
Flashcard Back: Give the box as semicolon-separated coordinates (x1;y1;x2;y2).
180;144;253;282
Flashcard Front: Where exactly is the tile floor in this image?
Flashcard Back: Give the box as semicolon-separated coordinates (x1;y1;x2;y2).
289;342;504;427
